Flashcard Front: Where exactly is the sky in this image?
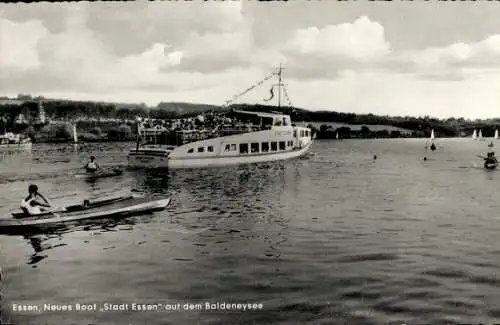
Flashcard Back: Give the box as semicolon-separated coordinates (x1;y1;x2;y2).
1;1;500;119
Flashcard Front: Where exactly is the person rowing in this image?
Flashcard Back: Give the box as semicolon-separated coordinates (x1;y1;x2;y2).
478;151;498;169
20;184;51;216
84;156;101;173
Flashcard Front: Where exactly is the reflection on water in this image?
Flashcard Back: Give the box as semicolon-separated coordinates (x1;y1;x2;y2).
3;140;500;325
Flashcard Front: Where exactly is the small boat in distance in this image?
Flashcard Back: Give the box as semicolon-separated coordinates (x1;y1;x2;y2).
472;129;477;140
424;129;436;151
483;153;498;170
495;129;499;140
479;129;484;141
0;132;32;152
128;65;313;169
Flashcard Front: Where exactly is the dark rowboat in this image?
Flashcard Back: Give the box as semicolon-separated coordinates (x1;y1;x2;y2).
75;168;123;179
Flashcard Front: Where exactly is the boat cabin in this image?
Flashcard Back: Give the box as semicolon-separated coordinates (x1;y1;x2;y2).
136;110;295;147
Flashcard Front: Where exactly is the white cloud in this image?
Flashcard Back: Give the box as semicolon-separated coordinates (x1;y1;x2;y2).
2;5;500;119
285;16;391;60
119;43;183;76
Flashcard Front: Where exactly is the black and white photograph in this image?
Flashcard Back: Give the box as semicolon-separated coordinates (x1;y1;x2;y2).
1;0;500;324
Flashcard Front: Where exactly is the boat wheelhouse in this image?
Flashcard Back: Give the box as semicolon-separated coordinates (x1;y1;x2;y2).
128;66;313;169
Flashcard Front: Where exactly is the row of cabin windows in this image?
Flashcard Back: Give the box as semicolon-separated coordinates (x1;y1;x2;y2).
293;130;310;138
187;140;294;154
235;141;289;154
187;145;214;153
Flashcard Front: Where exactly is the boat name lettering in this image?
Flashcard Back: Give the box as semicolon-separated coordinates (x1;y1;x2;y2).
275;131;291;136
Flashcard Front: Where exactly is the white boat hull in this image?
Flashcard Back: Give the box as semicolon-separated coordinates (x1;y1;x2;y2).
129;142;312;169
0;142;32;152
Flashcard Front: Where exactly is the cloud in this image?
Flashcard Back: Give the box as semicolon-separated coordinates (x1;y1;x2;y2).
83;1;248;57
280;16;391;79
2;4;500;118
279;15;500;82
374;35;500;81
285;16;390;60
170;28;253;73
0;2;259;95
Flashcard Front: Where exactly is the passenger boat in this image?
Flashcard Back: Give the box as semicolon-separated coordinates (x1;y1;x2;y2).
128;66;313;169
0;132;32;151
2;195;171;228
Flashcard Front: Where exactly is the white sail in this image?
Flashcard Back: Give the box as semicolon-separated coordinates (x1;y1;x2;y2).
430;129;435;140
472;129;477;139
479;129;483;139
73;124;78;143
336;132;339;140
495;129;499;139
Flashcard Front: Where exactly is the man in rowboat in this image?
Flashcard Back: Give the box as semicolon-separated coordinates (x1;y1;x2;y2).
84;156;101;173
20;184;51;216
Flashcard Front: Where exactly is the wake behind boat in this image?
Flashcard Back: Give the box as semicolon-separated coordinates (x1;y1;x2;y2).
128;65;313;169
2;194;171;229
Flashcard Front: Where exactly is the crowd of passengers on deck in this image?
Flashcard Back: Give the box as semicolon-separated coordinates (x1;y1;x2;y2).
140;111;292;134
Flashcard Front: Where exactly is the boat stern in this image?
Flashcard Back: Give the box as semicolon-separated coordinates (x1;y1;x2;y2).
127;146;174;168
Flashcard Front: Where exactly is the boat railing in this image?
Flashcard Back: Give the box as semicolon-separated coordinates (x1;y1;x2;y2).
138;123;273;147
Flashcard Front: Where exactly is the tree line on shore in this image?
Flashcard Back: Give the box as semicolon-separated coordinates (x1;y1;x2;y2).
2;96;500;141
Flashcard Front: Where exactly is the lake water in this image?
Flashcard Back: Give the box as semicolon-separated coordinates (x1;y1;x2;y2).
1;138;500;325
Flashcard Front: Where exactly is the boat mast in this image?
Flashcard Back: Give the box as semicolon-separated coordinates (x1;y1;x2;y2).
277;64;282;109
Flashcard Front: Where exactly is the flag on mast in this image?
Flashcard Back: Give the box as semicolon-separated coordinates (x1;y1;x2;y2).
264;86;274;102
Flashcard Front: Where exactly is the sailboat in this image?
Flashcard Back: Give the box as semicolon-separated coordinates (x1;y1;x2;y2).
479;129;484;141
336;132;339;140
429;129;436;151
472;129;477;140
73;124;78;144
495;129;499;140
